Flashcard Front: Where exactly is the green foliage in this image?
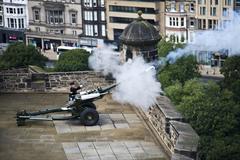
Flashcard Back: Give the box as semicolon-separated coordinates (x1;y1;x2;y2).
162;55;240;159
165;78;240;159
157;38;185;57
158;55;200;88
220;55;240;102
0;42;48;70
55;49;90;72
164;81;183;105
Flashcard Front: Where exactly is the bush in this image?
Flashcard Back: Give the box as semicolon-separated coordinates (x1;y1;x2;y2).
0;42;48;70
55;49;90;72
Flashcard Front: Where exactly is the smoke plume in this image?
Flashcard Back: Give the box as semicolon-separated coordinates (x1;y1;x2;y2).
167;12;240;62
88;45;161;109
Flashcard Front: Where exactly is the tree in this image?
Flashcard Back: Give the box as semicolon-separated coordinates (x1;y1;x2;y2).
164;81;183;105
220;55;240;102
0;42;48;70
157;37;185;57
158;55;200;88
171;79;240;159
55;49;90;72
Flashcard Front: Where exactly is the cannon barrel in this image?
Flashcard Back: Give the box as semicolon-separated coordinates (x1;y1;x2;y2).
98;83;118;94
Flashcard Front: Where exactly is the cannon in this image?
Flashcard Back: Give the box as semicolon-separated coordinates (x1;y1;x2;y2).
16;83;117;126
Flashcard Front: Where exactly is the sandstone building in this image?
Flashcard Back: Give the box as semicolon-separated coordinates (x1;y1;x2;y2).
25;0;82;51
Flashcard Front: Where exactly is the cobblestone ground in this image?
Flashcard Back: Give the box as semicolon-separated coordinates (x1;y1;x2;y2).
0;93;167;160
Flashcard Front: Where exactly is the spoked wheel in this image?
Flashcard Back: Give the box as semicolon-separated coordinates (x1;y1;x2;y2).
80;108;99;126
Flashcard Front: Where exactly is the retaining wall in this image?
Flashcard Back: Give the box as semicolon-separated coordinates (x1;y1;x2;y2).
0;69;113;92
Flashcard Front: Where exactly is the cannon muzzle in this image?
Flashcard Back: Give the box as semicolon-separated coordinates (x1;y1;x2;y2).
98;83;118;94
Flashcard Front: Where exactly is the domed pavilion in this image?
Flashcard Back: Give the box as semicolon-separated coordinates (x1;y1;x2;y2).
119;11;161;62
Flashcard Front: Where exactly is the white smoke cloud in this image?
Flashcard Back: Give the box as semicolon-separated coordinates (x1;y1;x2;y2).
88;45;161;109
167;12;240;62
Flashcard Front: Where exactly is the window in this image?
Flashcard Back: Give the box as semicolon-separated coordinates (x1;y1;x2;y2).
215;0;218;5
18;19;21;28
173;17;175;26
199;0;206;4
93;0;97;7
203;19;206;29
210;7;216;16
200;7;206;15
222;8;229;16
9;8;13;14
170;2;176;12
18;18;24;28
7;8;9;13
236;0;240;6
179;3;184;12
20;8;23;14
72;30;77;35
94;11;97;21
101;11;105;21
190;17;195;26
84;11;93;21
85;24;94;36
10;18;14;28
84;0;92;7
7;18;10;27
34;9;40;20
47;10;64;24
100;0;104;7
101;24;106;36
181;17;184;26
208;19;213;29
94;25;98;36
190;3;194;12
71;13;77;24
225;0;232;5
0;15;3;26
176;18;179;26
169;17;172;26
0;6;2;12
14;8;16;14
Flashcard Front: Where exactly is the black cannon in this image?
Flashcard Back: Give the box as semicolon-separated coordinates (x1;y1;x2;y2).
16;83;117;126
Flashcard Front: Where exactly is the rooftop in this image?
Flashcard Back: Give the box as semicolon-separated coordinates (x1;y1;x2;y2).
119;11;161;46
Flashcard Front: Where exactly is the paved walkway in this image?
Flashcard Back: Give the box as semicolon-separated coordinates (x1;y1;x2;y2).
0;93;167;160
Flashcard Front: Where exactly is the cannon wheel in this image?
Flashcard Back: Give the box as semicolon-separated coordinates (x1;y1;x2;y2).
80;108;99;126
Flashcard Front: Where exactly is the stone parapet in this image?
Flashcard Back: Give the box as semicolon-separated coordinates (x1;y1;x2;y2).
147;96;199;160
0;69;113;93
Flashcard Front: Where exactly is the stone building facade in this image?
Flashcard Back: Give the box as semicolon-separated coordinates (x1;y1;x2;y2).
26;0;82;52
0;0;28;43
105;0;165;43
79;0;107;47
165;0;196;44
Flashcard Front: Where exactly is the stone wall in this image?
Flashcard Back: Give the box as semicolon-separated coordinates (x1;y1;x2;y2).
0;69;113;92
147;96;199;160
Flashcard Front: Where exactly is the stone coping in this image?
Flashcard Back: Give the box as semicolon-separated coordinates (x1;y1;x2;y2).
170;121;199;152
156;96;183;120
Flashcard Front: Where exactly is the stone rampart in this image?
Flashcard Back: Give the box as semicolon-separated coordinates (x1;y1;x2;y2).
0;69;113;92
147;96;199;160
